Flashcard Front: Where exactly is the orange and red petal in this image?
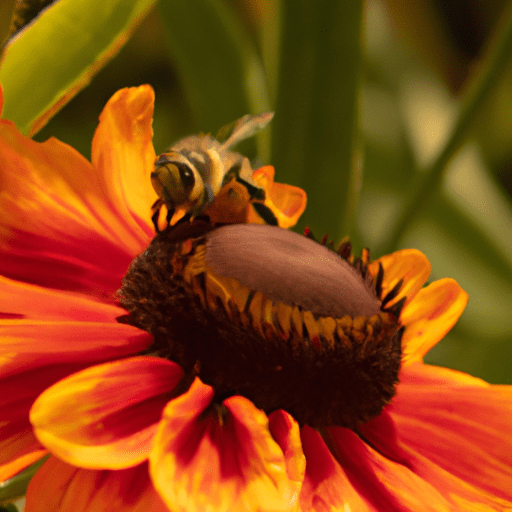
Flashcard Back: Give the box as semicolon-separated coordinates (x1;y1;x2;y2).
327;426;458;511
385;363;512;507
0;315;150;466
0;275;133;322
0;365;78;468
355;365;512;510
0;128;138;298
0;320;151;379
400;278;469;364
0;88;156;299
268;410;306;493
299;426;375;512
25;458;168;512
30;357;182;470
369;249;431;308
91;86;157;237
150;378;298;512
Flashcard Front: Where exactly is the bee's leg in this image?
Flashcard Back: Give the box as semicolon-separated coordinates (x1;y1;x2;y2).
151;198;165;233
251;202;278;226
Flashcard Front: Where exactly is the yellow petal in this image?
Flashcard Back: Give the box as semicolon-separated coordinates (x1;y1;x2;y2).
252;166;307;228
30;357;182;470
369;249;431;307
92;85;157;235
401;278;469;364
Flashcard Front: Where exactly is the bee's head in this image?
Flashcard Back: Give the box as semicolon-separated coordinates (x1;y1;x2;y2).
151;151;214;216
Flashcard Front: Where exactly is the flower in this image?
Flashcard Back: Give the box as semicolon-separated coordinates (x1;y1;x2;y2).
0;85;510;512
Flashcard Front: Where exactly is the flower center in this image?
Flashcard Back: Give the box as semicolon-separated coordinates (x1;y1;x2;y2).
118;221;404;429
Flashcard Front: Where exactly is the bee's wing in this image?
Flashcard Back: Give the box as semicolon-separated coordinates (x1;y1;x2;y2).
218;112;274;150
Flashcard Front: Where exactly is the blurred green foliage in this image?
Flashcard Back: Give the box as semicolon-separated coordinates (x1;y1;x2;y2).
1;0;512;384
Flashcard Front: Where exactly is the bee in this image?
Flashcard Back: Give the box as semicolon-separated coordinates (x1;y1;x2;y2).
151;112;274;232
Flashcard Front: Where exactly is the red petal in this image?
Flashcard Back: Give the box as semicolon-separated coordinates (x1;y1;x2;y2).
25;457;168;512
368;249;431;307
0;128;137;298
150;378;297;512
386;364;512;505
299;426;374;512
0;320;151;378
0;89;155;299
0;275;132;321
400;278;468;363
0;318;149;466
326;426;454;511
268;409;306;488
92;86;157;236
30;357;182;469
0;364;78;467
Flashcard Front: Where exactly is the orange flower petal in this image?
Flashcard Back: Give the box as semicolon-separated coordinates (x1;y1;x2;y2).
252;166;307;228
360;409;512;511
0;316;149;466
0;426;44;469
368;249;431;307
26;457;168;512
150;378;298;512
327;426;454;511
0;364;82;468
0;135;136;298
0;320;151;378
0;449;48;482
400;278;469;364
387;363;512;505
0;275;132;322
91;86;157;235
299;426;373;512
0;88;157;298
30;357;182;470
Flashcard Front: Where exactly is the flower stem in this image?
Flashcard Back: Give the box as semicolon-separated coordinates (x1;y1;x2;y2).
384;2;512;253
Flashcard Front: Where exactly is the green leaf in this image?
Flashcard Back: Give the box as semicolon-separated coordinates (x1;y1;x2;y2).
270;0;364;240
0;456;48;503
0;0;156;136
384;2;512;252
158;0;270;159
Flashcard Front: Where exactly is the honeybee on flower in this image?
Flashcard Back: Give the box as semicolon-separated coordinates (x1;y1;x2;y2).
150;112;277;230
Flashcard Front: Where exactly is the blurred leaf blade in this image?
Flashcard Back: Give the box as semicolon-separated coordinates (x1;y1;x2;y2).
385;1;512;252
0;0;156;135
158;0;270;158
0;455;48;503
270;0;364;240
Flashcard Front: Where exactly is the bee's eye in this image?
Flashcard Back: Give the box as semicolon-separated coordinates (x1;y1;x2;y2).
176;163;196;192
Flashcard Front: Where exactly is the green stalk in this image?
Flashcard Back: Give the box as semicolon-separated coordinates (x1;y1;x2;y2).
385;2;512;252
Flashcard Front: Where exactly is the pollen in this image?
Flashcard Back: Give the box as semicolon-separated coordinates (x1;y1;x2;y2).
118;222;404;429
